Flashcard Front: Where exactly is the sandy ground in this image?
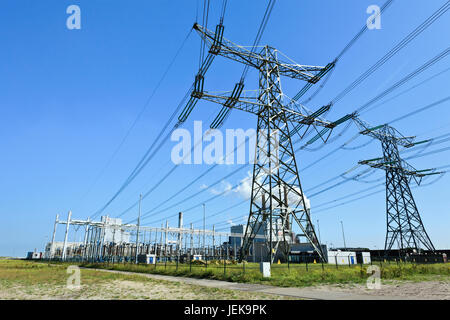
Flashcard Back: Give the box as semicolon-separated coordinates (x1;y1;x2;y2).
0;278;293;300
310;280;450;300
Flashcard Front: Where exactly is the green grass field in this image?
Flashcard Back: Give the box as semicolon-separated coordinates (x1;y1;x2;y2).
79;259;450;288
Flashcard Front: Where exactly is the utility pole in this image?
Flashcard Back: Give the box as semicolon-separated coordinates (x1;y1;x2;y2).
49;214;59;260
165;220;169;257
61;211;71;261
190;223;194;256
178;212;183;258
212;225;215;257
340;220;347;250
203;203;206;254
135;194;142;264
317;219;322;245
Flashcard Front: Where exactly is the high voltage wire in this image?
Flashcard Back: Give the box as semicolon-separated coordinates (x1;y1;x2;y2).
90;1;233;220
215;0;276;127
191;156;450;232
290;0;394;142
89;2;450;233
76;28;192;215
331;0;450;105
115;116;217;218
137;2;439;220
186;130;450;230
309;137;450;201
121;131;256;221
313;188;386;215
191;198;248;226
240;0;276;82
116;147;202;219
389;95;450;124
207;157;450;229
141;180;243;226
296;53;450;165
313;183;384;210
300;0;395;105
149;127;450;229
181;106;450;230
299;46;450;153
127;164;249;224
293;59;450;150
313;168;448;215
362;66;450;115
95;1;273;222
357;46;450;113
89;86;192;220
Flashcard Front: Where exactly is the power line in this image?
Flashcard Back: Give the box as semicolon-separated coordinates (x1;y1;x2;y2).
300;0;395;105
121;131;256;221
362;66;450;115
357;46;450;113
331;1;450;105
76;28;193;213
128;164;249;223
89;85;193;220
297;48;450;161
240;0;276;82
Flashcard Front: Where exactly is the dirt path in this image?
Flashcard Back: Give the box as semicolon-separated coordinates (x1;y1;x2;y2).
85;267;450;300
311;280;449;300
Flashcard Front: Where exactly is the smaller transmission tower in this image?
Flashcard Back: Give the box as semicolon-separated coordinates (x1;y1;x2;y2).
354;118;441;255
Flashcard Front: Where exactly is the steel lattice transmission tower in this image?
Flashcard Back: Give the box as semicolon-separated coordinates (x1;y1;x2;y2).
355;118;441;255
177;22;351;263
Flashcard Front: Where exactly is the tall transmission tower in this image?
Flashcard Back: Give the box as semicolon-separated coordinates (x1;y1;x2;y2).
177;22;352;263
354;118;442;255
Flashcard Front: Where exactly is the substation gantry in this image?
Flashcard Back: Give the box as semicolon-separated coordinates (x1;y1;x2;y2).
177;21;354;263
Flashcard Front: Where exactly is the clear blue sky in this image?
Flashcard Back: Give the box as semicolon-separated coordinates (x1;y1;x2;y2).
1;0;449;257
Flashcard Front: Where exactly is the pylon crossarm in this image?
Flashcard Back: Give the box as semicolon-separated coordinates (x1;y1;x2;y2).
283;104;333;142
354;117;416;147
193;23;327;82
201;92;332;128
358;157;437;182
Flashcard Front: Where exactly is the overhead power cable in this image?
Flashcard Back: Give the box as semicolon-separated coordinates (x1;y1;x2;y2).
362;66;450;115
356;47;450;113
122;131;256;221
240;0;276;82
78;28;192;215
330;1;450;105
300;0;395;105
300;47;450;153
127;164;249;224
89;85;193;220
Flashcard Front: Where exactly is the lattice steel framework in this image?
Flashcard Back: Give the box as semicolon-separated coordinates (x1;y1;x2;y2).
176;22;352;263
355;120;439;254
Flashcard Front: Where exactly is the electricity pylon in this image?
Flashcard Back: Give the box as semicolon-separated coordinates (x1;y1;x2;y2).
354;118;441;255
178;22;351;263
